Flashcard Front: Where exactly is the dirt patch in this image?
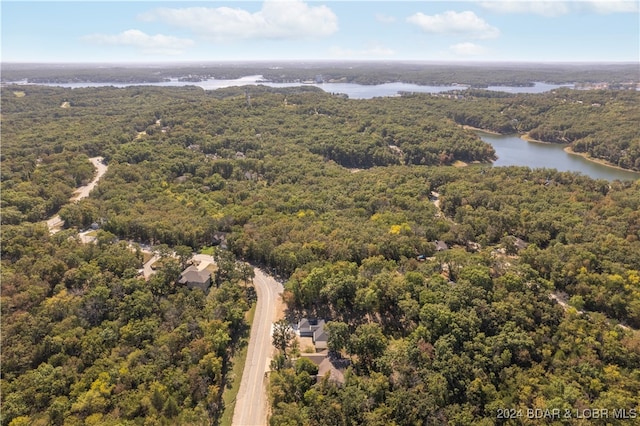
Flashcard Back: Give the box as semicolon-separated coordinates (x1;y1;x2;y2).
462;125;501;135
297;336;316;353
46;215;64;234
274;290;287;321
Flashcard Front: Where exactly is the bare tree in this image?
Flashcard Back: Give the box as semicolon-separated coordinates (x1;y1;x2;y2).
272;319;294;357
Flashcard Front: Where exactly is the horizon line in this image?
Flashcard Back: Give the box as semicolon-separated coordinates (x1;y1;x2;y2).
3;59;639;66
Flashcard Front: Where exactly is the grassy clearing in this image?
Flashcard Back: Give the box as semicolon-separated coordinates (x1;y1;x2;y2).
200;246;215;255
219;302;256;426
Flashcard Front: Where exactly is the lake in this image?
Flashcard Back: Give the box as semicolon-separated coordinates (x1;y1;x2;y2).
16;76;636;181
478;132;639;181
21;75;573;98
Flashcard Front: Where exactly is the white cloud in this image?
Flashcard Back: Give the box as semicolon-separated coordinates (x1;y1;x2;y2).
588;1;639;14
407;11;500;39
82;30;194;55
375;13;397;24
480;1;638;16
479;1;570;17
140;0;338;41
330;44;395;58
450;42;487;56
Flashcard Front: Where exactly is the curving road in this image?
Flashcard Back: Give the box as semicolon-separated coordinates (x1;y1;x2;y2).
46;156;107;233
71;157;108;201
44;154;286;424
232;268;284;426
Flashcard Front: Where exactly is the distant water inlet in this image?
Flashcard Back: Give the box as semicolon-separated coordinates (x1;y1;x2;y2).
17;76;574;98
478;132;639;181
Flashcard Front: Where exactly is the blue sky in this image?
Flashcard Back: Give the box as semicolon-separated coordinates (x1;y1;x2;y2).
2;1;638;63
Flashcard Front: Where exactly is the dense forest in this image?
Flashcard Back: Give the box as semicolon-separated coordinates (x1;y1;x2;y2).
1;224;251;425
1;82;639;425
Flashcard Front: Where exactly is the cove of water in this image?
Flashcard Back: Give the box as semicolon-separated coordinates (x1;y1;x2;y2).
14;76;636;181
477;132;639;181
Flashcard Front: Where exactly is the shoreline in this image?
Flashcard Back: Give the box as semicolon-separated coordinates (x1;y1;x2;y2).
476;129;640;176
520;133;640;177
520;132;555;144
520;132;639;175
563;146;640;175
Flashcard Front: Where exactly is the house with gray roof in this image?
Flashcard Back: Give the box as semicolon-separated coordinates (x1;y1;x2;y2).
434;240;449;252
298;318;326;338
299;350;351;385
178;265;212;292
313;322;329;351
317;356;351;385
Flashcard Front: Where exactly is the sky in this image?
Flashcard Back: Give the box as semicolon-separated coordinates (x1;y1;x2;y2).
1;1;639;63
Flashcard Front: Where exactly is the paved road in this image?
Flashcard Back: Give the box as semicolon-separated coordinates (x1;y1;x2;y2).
46;156;107;233
232;268;283;426
71;157;108;201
